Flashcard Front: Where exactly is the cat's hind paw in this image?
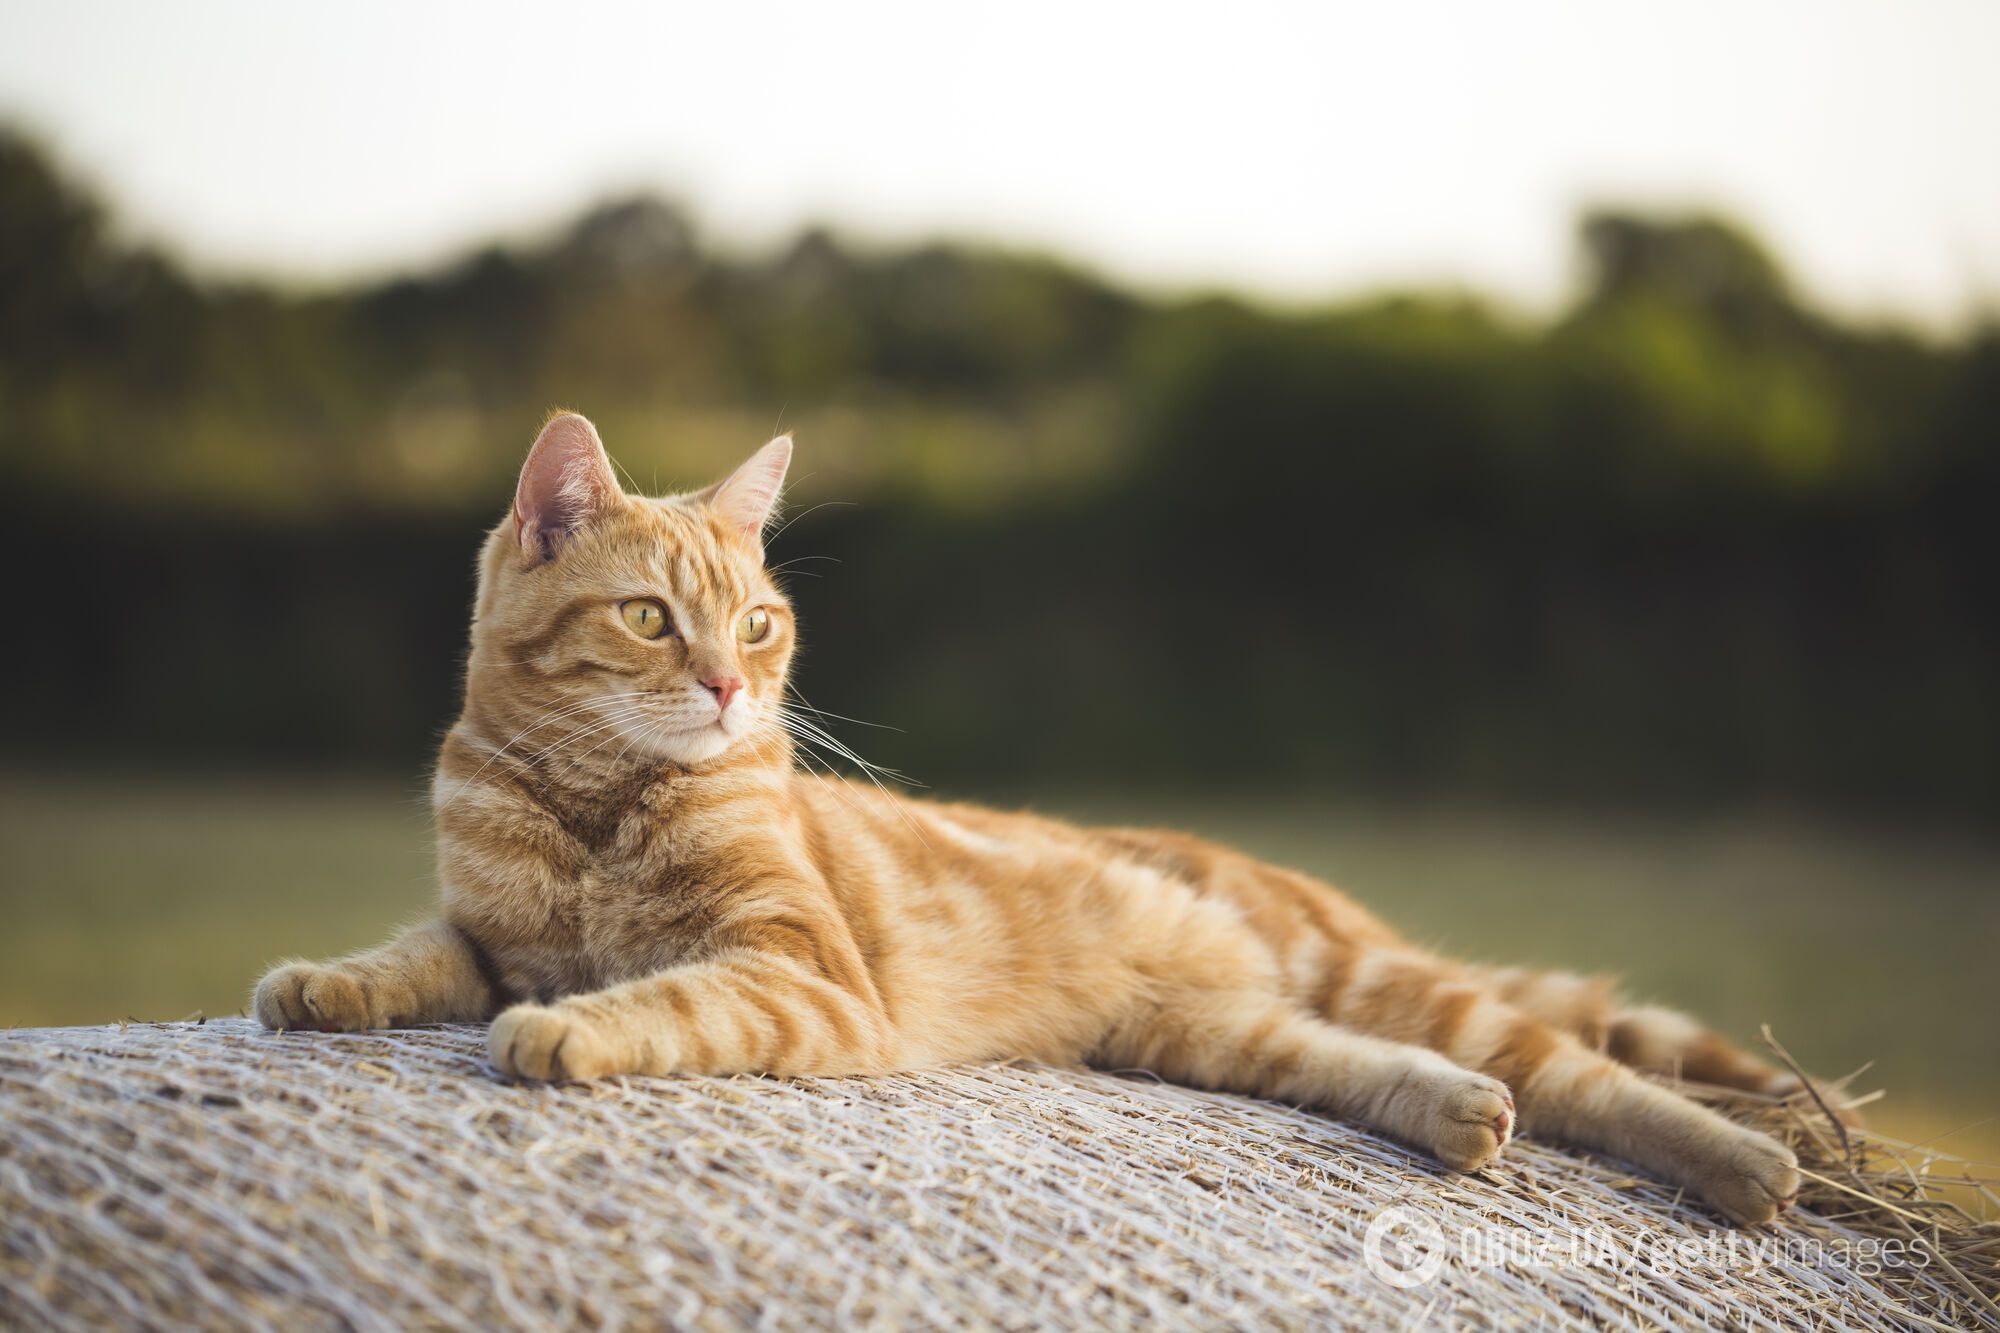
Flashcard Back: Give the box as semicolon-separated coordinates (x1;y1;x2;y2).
254;963;377;1032
488;1003;625;1082
1689;1125;1800;1226
1414;1070;1515;1172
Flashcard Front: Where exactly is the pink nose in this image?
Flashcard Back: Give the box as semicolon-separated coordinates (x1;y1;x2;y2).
702;675;745;710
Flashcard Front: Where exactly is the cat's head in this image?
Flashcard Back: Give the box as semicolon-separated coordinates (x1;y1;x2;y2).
465;412;797;769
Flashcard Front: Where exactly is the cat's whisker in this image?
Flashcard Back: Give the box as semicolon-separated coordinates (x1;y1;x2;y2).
757;714;848;788
780;686;903;732
772;700;883;751
597;702;680;777
760;719;875;824
771;694;929;841
775;720;905;788
768;722;831;781
450;697;629;790
774;707;919;785
766;554;841;579
555;707;665;781
517;705;657;769
517;702;675;779
772;713;877;774
763;499;854;546
441;692;659;805
768;713;931;845
587;701;719;779
616;714;679;774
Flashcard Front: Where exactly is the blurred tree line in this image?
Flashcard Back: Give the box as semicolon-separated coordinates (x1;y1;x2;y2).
3;127;1994;816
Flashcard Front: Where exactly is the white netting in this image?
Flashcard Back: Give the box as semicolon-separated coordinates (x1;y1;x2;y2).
0;1020;1976;1330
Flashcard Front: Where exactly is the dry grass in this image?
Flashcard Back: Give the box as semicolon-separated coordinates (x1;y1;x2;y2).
2;1020;1994;1331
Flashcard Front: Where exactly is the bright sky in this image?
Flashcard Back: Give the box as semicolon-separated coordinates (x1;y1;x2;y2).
3;0;1996;327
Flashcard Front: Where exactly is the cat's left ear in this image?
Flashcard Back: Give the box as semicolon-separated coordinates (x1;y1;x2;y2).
706;435;793;544
513;412;624;563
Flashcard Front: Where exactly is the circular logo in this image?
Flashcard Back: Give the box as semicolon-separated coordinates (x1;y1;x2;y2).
1363;1205;1447;1289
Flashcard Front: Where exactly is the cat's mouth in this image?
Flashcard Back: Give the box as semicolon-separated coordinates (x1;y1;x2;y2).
605;700;752;766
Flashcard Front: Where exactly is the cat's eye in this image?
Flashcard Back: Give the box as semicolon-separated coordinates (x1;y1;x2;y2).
620;599;671;640
738;607;772;644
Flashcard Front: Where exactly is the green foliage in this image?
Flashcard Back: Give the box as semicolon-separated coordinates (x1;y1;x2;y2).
1;127;1993;814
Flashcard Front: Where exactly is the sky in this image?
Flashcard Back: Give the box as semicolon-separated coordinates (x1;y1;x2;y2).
3;0;1997;328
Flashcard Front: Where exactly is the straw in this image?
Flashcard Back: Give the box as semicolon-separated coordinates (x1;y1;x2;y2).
1;1019;1992;1330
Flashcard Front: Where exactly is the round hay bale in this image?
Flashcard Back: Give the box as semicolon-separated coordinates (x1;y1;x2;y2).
0;1020;1989;1330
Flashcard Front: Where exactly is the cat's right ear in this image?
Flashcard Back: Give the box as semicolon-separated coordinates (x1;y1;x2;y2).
512;412;623;563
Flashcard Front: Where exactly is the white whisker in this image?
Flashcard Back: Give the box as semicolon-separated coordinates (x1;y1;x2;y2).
764;499;855;546
766;709;930;845
782;684;903;732
440;691;658;806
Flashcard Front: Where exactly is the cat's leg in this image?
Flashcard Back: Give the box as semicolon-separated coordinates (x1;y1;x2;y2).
1329;952;1800;1223
1091;990;1518;1173
1466;965;1797;1094
254;920;503;1031
486;945;891;1081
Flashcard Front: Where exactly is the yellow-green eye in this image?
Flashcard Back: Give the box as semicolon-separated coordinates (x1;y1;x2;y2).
738;607;772;644
621;599;670;640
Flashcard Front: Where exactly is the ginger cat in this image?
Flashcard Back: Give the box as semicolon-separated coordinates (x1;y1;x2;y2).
255;413;1803;1225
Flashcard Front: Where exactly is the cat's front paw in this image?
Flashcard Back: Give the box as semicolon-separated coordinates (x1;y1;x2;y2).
1687;1124;1800;1225
488;1003;625;1081
1408;1069;1515;1171
255;962;378;1032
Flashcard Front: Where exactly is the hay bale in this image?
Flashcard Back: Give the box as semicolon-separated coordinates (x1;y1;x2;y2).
0;1020;1991;1330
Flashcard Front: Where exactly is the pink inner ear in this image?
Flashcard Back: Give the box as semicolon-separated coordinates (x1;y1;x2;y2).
513;413;622;561
712;435;793;538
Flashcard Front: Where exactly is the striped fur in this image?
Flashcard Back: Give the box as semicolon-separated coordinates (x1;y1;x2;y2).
254;414;1802;1225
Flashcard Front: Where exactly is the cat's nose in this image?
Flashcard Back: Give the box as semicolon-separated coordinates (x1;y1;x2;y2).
702;674;745;711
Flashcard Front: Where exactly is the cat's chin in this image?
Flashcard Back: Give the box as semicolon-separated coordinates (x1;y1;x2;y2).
625;718;745;768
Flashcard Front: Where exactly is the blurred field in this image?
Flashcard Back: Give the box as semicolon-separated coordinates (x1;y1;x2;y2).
3;769;1993;1168
8;129;1999;818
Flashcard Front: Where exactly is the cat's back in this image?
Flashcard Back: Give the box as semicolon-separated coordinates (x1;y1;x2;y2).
791;776;1405;971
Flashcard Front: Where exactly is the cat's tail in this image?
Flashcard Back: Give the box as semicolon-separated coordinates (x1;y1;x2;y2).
1463;964;1801;1096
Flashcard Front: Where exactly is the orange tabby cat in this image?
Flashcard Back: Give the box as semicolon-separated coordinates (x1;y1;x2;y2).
255;413;1803;1224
